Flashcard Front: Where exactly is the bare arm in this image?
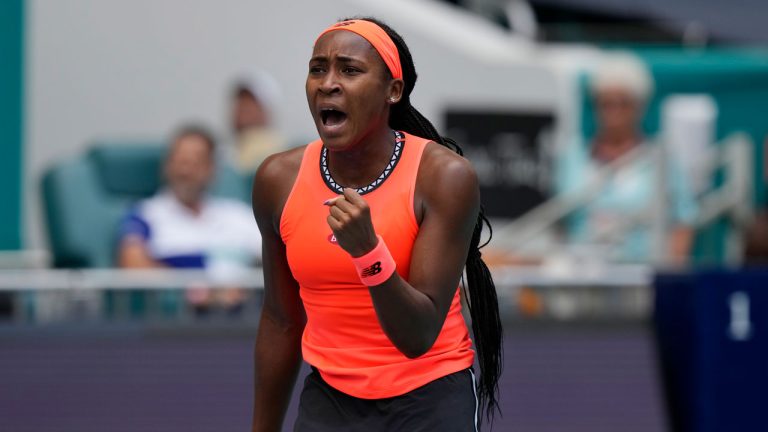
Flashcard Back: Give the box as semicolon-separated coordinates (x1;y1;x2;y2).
117;237;164;268
668;226;694;265
326;143;478;358
744;211;768;261
251;149;306;432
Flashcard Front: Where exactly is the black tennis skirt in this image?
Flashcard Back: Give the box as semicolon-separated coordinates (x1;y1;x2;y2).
294;366;479;432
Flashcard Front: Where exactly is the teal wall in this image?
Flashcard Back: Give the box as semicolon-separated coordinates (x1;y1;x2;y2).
0;0;24;250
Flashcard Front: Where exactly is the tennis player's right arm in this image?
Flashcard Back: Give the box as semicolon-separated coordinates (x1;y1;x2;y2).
252;232;305;431
251;153;306;432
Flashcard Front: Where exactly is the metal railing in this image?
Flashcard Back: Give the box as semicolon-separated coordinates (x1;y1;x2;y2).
0;265;654;324
491;132;754;264
0;268;264;291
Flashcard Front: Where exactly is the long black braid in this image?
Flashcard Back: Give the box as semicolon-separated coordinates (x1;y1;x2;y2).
350;16;504;427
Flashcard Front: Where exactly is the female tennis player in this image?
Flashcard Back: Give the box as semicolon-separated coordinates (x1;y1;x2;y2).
251;17;503;431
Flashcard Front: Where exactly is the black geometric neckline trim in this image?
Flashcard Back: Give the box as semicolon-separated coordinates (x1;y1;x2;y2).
320;130;405;196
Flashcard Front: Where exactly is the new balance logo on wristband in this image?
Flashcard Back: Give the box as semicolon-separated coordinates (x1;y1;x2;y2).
361;261;382;278
352;235;395;287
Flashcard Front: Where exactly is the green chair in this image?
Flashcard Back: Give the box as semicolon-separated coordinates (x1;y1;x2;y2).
43;142;248;267
41;142;249;317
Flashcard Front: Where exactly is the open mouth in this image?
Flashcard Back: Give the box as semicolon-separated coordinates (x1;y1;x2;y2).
320;108;348;127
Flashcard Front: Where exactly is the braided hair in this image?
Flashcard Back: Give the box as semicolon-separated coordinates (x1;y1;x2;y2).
349;16;504;426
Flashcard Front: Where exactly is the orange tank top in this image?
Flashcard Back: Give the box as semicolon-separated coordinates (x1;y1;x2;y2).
279;131;474;399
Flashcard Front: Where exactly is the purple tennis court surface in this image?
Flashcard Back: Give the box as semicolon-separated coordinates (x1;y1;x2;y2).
0;322;667;431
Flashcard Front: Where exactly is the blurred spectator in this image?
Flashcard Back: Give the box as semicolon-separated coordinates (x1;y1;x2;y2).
555;53;698;264
744;137;768;264
227;71;284;175
117;125;261;314
744;211;768;264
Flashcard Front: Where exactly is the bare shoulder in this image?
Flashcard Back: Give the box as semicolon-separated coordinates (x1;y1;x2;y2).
419;141;478;195
254;145;306;187
415;141;479;220
252;145;308;231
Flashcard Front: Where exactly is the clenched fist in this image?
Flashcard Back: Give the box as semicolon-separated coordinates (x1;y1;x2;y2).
324;188;379;257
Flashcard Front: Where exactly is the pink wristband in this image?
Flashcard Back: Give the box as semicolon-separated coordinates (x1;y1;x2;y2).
352;235;396;286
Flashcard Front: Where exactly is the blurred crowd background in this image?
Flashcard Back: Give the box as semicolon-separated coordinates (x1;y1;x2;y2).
1;1;767;431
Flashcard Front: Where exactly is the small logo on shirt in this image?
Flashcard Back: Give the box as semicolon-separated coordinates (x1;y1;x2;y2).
361;262;382;278
327;234;338;244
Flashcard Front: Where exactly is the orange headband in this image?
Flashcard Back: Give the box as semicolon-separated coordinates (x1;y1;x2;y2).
315;20;403;80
